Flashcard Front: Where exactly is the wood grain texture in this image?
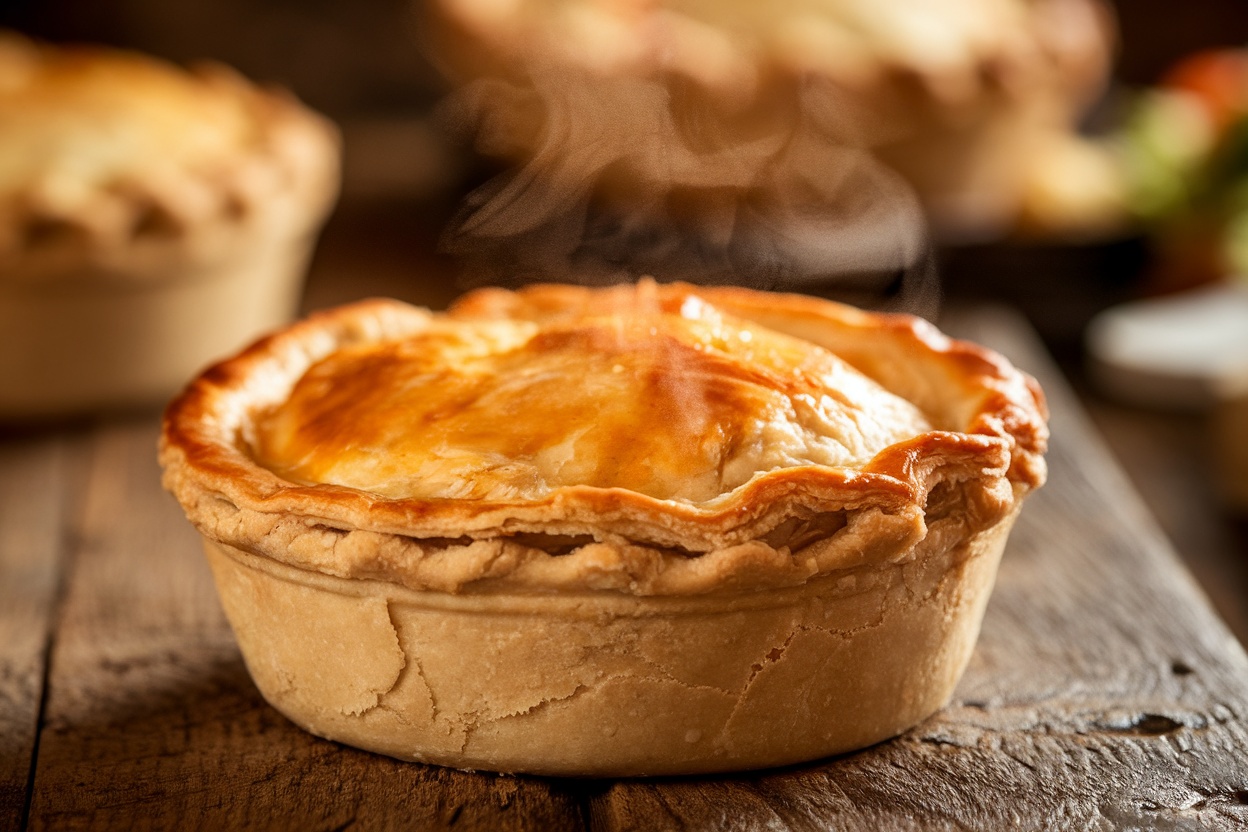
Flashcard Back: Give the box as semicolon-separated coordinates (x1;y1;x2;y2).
9;309;1248;831
1080;395;1248;646
0;430;82;832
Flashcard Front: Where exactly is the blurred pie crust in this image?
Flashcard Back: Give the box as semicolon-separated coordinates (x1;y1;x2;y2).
430;0;1114;240
160;281;1047;775
0;32;339;417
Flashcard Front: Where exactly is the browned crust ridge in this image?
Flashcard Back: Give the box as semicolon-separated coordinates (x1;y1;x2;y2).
159;282;1047;596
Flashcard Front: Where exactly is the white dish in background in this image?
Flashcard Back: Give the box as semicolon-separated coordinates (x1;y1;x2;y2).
1086;282;1248;410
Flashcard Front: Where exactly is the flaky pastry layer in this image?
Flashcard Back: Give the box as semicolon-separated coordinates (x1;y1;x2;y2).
253;288;935;503
160;282;1047;595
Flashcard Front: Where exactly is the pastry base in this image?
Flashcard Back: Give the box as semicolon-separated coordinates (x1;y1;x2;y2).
202;511;1016;777
0;236;313;419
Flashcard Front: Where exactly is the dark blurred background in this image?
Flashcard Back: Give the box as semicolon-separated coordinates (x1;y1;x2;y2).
3;0;1247;640
4;0;1248;322
7;1;1248;190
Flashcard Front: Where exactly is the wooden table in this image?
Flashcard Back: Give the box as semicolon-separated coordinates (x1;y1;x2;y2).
3;308;1248;831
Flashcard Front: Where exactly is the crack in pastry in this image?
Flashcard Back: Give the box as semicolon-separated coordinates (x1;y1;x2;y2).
162;281;1047;775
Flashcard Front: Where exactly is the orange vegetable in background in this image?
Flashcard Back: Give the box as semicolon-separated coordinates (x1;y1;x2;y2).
1162;48;1248;133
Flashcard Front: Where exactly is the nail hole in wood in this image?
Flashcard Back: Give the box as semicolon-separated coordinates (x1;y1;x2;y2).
1171;660;1195;676
1130;713;1183;736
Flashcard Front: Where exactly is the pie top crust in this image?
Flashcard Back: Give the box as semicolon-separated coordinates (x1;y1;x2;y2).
432;0;1112;116
160;281;1047;596
0;31;339;278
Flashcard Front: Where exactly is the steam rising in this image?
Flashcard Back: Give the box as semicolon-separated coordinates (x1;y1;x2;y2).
440;57;937;316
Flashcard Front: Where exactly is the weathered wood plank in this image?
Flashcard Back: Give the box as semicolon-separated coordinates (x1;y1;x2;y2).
25;418;586;832
0;430;82;832
588;309;1248;831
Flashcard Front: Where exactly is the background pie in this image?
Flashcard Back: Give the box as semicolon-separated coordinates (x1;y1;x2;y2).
0;31;339;417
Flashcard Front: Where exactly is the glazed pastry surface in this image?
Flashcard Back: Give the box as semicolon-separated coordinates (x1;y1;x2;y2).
255;290;932;504
0;31;337;261
0;38;253;196
161;282;1048;590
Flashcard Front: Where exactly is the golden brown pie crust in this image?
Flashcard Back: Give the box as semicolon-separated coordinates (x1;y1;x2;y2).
160;281;1047;775
428;0;1115;237
0;32;338;274
0;32;339;417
